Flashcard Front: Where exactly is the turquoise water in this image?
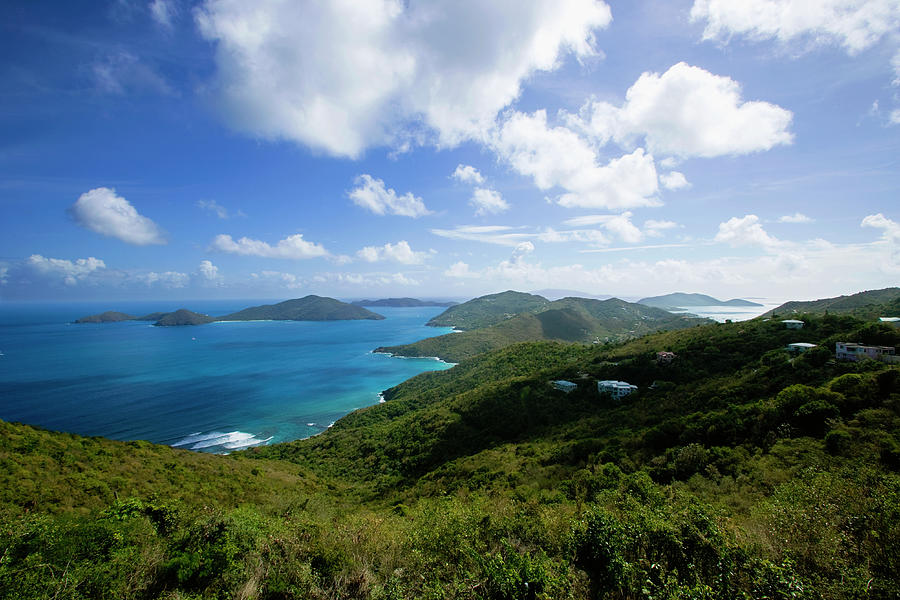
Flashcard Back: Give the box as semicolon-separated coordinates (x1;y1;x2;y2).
0;301;454;452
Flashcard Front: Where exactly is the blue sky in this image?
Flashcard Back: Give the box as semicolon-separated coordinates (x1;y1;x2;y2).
1;0;898;302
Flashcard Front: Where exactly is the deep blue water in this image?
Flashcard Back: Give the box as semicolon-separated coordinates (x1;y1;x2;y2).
0;300;454;452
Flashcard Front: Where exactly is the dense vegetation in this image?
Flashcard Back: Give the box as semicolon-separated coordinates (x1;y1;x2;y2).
763;287;900;320
3;311;900;599
638;292;762;308
154;309;215;327
426;290;551;330
218;296;384;321
378;297;708;362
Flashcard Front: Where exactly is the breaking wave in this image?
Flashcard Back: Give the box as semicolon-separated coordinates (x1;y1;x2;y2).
171;430;273;453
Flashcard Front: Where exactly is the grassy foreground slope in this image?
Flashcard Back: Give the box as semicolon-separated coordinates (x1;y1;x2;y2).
380;297;708;362
3;313;900;599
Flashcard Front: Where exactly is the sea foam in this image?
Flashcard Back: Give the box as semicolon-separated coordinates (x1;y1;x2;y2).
172;431;272;452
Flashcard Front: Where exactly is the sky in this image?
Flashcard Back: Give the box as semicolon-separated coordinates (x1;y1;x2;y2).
1;0;898;302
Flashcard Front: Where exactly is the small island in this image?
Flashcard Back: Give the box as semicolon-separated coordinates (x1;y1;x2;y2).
74;295;384;327
638;292;763;309
350;297;458;308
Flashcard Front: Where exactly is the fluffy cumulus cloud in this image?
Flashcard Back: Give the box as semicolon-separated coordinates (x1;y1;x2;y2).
491;110;660;209
251;270;303;289
349;174;430;217
862;213;900;245
69;187;166;245
778;212;813;223
25;255;106;286
195;0;611;157
571;63;793;159
660;171;691;190
195;259;224;286
452;164;485;185
211;233;328;259
715;214;781;247
690;0;900;55
470;188;510;216
563;212;644;243
356;240;428;264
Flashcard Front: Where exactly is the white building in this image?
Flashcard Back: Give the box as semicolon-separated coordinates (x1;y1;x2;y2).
879;317;899;328
597;380;637;400
835;342;896;362
783;319;805;329
786;342;817;354
552;380;578;393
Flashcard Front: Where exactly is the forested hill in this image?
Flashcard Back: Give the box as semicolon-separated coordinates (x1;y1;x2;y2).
378;296;709;362
425;290;551;329
3;312;899;598
218;295;384;321
763;287;900;319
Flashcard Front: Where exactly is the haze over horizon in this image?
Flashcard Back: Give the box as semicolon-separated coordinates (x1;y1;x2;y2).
2;1;898;302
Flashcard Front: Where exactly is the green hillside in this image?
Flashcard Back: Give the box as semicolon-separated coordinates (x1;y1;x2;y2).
154;309;215;326
73;310;137;323
426;290;551;330
3;312;900;599
219;295;384;321
764;287;900;319
378;297;709;362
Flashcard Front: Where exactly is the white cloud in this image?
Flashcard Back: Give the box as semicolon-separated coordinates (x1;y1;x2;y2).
197;200;236;219
572;62;793;159
562;212;644;243
196;0;611;157
252;270;303;289
136;271;190;288
149;0;175;28
862;213;900;243
893;50;900;85
778;212;813;223
491;110;660;209
0;266;7;285
452;164;485;185
432;223;613;247
349;174;430;217
195;259;223;286
715;214;780;247
889;109;900;125
470;188;510;216
644;219;679;231
445;261;474;278
92;52;175;96
431;225;530;246
69;187;166;246
690;0;900;55
311;271;420;287
356;240;428;264
660;171;691;190
25;254;106;286
211;233;328;259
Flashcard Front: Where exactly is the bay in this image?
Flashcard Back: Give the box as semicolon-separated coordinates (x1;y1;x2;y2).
0;300;454;453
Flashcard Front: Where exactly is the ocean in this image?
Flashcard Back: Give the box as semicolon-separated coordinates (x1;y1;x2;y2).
0;301;455;453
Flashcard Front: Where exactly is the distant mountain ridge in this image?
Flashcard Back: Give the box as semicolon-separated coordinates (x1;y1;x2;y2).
350;298;458;308
378;293;710;362
74;295;384;326
638;292;762;308
762;287;900;319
